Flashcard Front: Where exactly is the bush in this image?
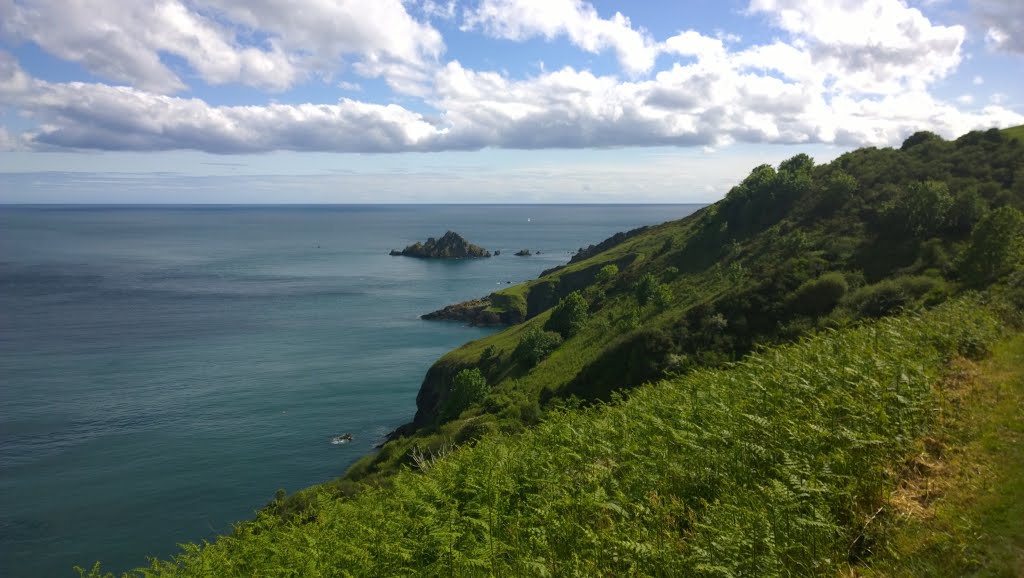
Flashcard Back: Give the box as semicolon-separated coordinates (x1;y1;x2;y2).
843;275;947;318
443;368;489;420
512;327;563;367
635;273;673;308
595;264;619;284
789;272;848;316
960;206;1024;286
545;291;589;338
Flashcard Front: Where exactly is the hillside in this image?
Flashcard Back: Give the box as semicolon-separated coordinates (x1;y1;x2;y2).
81;126;1024;575
79;297;1016;577
340;126;1024;485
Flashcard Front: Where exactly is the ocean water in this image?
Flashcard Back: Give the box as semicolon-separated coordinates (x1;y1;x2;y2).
0;204;701;577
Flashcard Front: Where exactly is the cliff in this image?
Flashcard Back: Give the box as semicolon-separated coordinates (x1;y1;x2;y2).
390;231;491;259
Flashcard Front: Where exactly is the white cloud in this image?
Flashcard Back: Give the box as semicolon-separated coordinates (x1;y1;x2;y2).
421;0;458;20
973;75;984;85
748;0;965;93
0;0;297;92
956;94;974;104
973;0;1024;53
0;126;15;150
462;0;659;75
990;92;1007;104
200;0;444;92
0;0;443;93
1;1;1019;155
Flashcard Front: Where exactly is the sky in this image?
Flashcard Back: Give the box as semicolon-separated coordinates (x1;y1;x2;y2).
0;0;1022;203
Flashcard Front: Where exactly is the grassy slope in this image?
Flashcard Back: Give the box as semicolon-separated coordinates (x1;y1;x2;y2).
1003;124;1024;142
80;298;1006;577
854;334;1024;577
344;127;1024;482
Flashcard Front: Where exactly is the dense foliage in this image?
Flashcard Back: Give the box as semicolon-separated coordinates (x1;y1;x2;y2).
349;127;1023;485
80;299;1003;577
83;126;1024;576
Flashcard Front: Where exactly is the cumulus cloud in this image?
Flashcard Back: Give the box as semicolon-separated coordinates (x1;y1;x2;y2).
462;0;659;75
200;0;444;92
972;0;1024;53
0;0;297;92
0;0;442;93
1;1;1020;154
748;0;965;93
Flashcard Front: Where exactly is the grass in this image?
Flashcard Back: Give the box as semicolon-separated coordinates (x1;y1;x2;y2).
78;297;1008;577
1002;124;1024;142
852;333;1024;577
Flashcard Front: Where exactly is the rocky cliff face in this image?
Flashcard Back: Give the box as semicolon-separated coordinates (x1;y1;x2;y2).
390;231;491;259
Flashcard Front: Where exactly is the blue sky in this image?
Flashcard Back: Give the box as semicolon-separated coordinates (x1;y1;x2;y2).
0;0;1022;203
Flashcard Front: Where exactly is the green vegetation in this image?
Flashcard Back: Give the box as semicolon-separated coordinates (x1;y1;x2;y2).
855;334;1024;577
544;291;589;338
442;369;489;421
79;299;1007;576
81;126;1024;575
358;126;1023;483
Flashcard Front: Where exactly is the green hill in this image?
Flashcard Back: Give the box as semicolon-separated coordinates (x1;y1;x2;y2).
340;126;1024;486
1003;123;1024;142
81;128;1024;576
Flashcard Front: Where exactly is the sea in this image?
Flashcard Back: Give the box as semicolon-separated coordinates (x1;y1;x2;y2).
0;204;701;577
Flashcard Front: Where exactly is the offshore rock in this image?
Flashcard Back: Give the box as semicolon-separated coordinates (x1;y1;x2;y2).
390;231;491;259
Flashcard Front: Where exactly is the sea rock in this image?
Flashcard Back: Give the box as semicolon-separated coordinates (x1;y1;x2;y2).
514;249;531;256
390;231;491;259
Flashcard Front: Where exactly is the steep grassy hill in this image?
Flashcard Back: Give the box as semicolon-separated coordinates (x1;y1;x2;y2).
81;126;1024;575
337;126;1024;486
80;297;1013;577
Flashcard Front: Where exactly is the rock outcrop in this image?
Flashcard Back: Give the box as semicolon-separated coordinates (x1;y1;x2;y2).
390;231;491;259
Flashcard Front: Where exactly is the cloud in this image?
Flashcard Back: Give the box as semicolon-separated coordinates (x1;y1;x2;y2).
0;126;15;150
748;0;965;93
0;0;442;93
972;0;1024;53
462;0;659;75
0;0;297;92
2;1;1020;155
200;0;444;92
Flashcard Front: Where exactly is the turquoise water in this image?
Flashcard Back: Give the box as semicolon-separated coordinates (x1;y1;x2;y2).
0;204;700;577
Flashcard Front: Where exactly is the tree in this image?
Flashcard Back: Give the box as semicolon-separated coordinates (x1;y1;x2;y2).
444;368;489;420
545;291;589;338
883;180;953;238
789;272;848;316
595;264;619;284
635;273;672;309
513;327;563;368
960;206;1024;285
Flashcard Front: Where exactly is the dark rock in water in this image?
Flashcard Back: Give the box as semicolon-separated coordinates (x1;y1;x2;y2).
514;249;531;256
494;250;501;256
421;294;525;326
390;231;491;259
331;433;354;445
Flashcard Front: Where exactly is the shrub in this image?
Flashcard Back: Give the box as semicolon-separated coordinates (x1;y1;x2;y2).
443;368;489;420
960;206;1024;286
789;272;848;316
843;275;947;318
595;264;619;284
635;273;673;308
545;291;589;338
512;327;563;367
